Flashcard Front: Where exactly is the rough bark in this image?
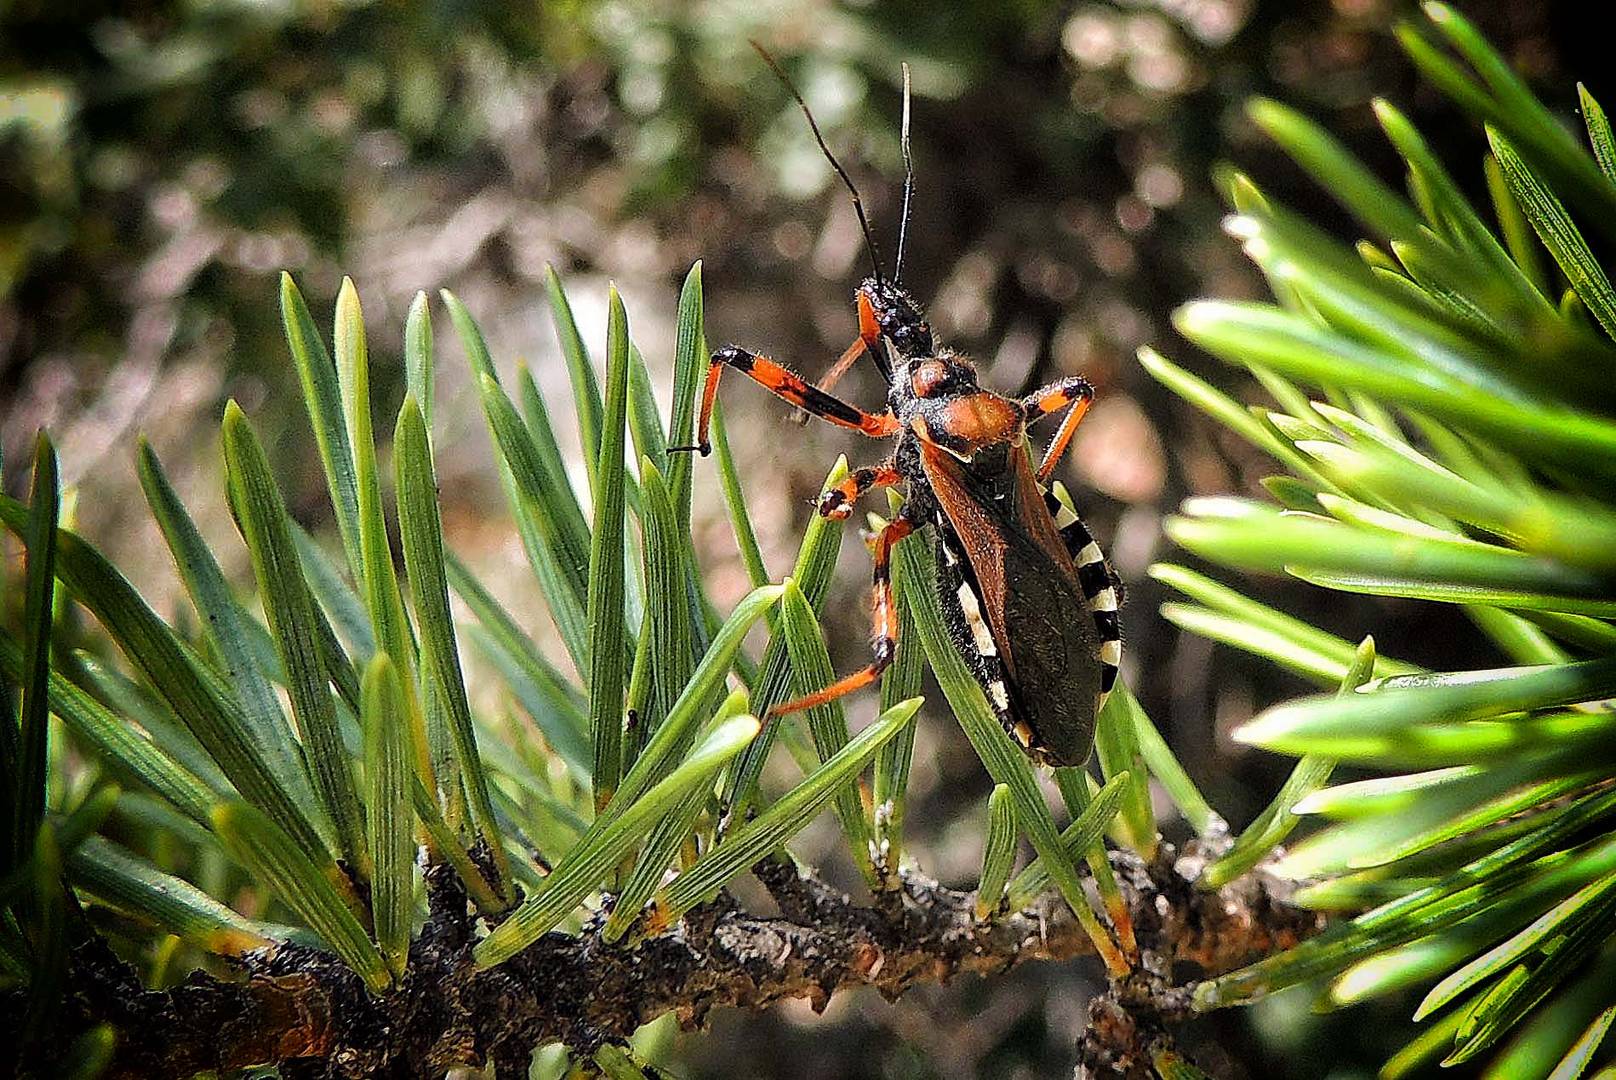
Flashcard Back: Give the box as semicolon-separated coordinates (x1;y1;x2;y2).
8;837;1321;1078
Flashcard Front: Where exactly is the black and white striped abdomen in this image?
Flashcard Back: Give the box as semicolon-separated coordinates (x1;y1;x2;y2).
1042;486;1121;709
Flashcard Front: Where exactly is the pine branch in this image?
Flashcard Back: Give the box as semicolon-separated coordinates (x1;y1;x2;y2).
16;838;1320;1079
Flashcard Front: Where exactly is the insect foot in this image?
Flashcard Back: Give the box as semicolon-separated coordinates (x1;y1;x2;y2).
817;488;854;519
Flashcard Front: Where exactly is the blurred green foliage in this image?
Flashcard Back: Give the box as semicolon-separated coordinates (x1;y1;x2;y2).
2;1;557;386
3;0;1458;438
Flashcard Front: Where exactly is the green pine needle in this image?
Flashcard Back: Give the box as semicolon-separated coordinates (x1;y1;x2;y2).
223;402;367;872
1155;12;1616;1069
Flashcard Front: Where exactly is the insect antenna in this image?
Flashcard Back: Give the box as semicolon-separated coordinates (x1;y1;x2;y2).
750;40;885;285
894;63;915;282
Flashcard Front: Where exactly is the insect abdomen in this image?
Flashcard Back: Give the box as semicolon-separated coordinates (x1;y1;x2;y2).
1042;488;1122;708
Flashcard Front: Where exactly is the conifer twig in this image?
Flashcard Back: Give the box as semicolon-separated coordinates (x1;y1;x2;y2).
17;838;1319;1078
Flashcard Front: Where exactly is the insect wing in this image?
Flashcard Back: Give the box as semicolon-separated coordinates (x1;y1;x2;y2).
918;438;1103;766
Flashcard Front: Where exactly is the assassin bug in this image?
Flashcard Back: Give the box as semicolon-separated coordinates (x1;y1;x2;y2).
673;47;1121;767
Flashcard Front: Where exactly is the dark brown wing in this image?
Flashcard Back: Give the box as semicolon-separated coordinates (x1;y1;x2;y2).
918;437;1102;765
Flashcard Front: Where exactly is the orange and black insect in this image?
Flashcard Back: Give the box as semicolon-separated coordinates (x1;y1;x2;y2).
674;47;1121;767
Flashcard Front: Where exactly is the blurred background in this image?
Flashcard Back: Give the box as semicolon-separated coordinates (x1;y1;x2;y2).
0;1;1595;1076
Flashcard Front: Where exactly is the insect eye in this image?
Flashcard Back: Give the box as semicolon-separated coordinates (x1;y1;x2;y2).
910;361;952;398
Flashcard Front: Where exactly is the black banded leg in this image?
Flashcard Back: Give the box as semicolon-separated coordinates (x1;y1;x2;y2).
818;460;902;520
674;345;899;455
791;337;869;428
1022;377;1094;484
770;511;917;716
819;336;869;395
811;288;885;398
1042;487;1121;697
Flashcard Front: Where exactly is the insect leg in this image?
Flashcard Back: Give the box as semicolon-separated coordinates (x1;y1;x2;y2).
1022;376;1095;484
822;289;887;390
791;337;866;430
814;336;868;397
817;460;902;520
674;345;899;455
769;510;918;716
796;292;888;427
